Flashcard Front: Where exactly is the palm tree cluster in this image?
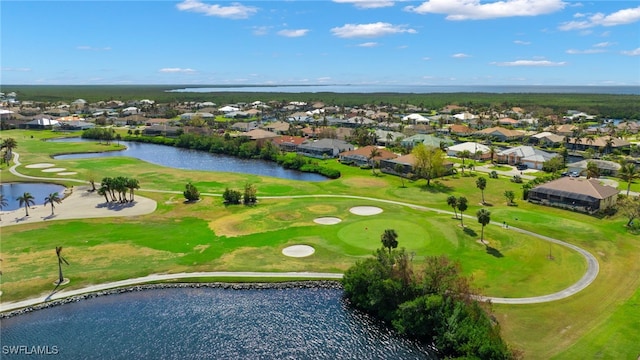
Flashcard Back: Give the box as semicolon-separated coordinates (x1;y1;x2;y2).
98;176;139;203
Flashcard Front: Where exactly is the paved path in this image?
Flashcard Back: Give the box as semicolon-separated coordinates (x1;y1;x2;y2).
2;152;601;309
0;272;343;313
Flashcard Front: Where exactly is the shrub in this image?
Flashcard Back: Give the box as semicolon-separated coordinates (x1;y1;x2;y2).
183;182;200;202
223;188;242;205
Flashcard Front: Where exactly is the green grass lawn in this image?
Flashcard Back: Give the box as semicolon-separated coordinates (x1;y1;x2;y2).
1;129;639;359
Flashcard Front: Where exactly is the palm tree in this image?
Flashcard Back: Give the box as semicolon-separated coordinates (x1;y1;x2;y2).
44;192;62;215
17;192;35;217
477;208;491;244
126;178;140;202
476;177;487;204
394;163;406;188
619;163;639;196
55;246;69;285
586;161;600;179
458;150;471;175
380;229;399;255
1;137;18;156
488;145;496;164
368;147;381;175
447;195;458;219
457;196;468;227
0;194;8;221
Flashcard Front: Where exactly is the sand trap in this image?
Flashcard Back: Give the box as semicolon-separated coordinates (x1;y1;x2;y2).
41;168;66;173
282;245;315;257
25;163;55;168
57;172;78;175
349;206;383;216
313;217;342;225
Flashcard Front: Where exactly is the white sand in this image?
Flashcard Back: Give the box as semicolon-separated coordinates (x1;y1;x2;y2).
282;245;315;257
25;163;55;169
349;206;383;216
313;217;342;225
57;172;78;175
0;186;157;227
41;168;66;172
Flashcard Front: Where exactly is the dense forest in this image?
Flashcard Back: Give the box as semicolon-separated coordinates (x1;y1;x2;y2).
3;85;639;119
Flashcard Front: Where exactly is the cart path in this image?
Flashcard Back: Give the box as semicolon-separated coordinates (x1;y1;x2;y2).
2;152;600;309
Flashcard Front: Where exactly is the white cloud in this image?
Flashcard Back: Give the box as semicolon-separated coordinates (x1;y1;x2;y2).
559;6;640;30
514;40;531;45
77;46;112;51
1;67;31;72
331;22;417;38
357;42;379;47
176;0;257;19
333;0;395;9
452;53;470;58
593;41;614;48
422;56;431;60
277;29;309;37
565;48;605;54
159;68;196;73
622;48;640;56
317;77;332;82
252;26;270;36
492;60;567;66
405;0;566;20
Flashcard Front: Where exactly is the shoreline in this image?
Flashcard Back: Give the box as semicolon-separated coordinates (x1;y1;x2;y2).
0;280;344;319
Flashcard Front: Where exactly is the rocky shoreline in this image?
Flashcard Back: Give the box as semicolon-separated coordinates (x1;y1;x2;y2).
0;281;343;319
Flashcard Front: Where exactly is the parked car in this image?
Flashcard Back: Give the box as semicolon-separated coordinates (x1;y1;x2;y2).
516;164;528;170
569;171;580;177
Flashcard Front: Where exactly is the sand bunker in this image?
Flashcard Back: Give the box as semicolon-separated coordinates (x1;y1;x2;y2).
282;245;315;257
313;217;342;225
57;172;78;175
41;168;66;173
25;163;55;168
349;206;383;216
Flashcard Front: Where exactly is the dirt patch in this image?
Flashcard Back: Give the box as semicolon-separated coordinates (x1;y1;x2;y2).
342;177;388;188
193;244;210;253
307;204;338;214
270;211;302;222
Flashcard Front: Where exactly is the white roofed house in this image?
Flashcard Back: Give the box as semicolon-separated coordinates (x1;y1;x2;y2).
446;142;492;160
297;138;354;159
22;117;60;129
496;145;559;170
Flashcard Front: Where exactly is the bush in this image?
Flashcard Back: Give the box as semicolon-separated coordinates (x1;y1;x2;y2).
223;188;242;205
183;182;200;202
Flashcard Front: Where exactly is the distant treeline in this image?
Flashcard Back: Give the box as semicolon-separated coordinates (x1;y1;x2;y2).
81;128;341;179
5;85;640;119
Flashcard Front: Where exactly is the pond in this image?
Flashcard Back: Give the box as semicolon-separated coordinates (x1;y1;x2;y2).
51;138;327;182
0;183;67;211
1;287;436;360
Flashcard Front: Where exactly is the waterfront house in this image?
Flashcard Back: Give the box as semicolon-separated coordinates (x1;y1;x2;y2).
297;138;354;158
338;146;397;166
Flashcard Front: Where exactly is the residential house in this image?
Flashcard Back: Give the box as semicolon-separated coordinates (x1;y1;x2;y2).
496;145;559;169
475;126;525;141
230;121;258;132
527;177;619;213
448;124;474;136
567;159;622;177
245;129;280;144
401;134;453;149
22;117;59;129
380;153;454;178
338;146;397;166
297;138;354;158
531;132;565;147
262;121;290;134
446;142;492;160
143;125;181;136
271;136;307;152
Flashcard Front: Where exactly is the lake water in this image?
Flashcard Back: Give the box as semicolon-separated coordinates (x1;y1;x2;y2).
52;139;326;182
0;287;435;360
168;84;640;95
0;183;67;211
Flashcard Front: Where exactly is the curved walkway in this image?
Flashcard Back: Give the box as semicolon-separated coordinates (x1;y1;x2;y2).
2;152;600;309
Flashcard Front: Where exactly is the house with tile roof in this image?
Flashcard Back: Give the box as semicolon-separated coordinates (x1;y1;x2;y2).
271;136;307;152
297;138;354;158
475;126;525;141
527;177;619;213
338;146;397;166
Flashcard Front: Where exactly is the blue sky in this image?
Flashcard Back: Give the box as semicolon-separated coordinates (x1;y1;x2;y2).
2;0;639;86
